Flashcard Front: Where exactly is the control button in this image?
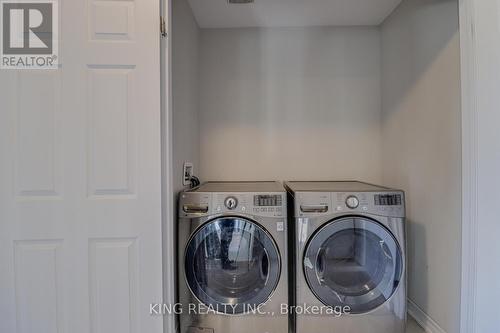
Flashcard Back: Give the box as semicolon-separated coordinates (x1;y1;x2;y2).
216;206;222;212
241;206;246;212
346;196;359;209
336;206;343;211
224;197;238;210
362;206;368;211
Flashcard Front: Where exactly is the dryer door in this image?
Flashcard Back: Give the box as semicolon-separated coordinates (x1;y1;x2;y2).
185;217;281;315
303;216;403;314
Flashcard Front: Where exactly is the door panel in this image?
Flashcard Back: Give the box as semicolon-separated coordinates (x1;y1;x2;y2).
15;71;62;198
304;217;403;314
0;0;163;331
87;65;137;197
13;240;64;333
89;238;139;333
185;217;281;315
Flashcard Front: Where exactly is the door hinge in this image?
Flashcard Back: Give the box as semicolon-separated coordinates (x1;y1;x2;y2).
160;16;167;38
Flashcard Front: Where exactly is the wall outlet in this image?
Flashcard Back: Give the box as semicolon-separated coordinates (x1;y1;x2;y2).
183;162;194;186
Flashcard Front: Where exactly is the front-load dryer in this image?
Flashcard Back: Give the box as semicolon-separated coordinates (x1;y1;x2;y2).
285;181;406;333
178;182;288;333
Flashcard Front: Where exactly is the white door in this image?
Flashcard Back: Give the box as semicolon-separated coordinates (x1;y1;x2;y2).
0;0;163;331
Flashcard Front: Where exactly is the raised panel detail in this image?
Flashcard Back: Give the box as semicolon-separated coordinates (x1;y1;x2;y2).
14;240;64;333
87;66;137;197
90;2;134;41
15;71;61;198
89;238;138;333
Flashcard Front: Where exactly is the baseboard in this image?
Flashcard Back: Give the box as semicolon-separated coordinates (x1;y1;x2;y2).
408;299;447;333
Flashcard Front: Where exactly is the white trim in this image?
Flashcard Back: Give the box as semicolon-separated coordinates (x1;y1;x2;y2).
408;299;447;333
161;0;176;332
458;0;478;333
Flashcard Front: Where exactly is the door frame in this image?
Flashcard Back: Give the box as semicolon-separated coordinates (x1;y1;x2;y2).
161;0;176;333
458;0;478;332
160;0;481;332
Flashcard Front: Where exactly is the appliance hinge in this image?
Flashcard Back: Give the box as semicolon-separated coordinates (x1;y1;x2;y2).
160;16;167;38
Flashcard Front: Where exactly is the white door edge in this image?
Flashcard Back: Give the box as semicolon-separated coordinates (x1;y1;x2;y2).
459;0;478;332
161;0;176;332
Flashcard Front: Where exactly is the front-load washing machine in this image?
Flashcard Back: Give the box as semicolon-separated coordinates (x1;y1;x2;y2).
178;182;288;333
285;181;406;333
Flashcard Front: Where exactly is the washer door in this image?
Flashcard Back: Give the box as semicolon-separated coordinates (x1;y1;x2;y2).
185;217;281;315
304;216;403;314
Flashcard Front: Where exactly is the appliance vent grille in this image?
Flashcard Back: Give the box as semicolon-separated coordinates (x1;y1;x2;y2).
228;0;254;3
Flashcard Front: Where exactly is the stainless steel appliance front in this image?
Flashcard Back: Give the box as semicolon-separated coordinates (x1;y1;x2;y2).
285;181;406;333
178;182;288;333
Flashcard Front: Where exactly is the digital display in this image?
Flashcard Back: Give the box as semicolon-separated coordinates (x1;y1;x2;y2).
375;194;402;206
254;195;282;207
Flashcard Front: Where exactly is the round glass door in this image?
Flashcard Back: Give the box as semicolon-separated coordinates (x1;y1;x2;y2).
303;217;403;314
185;217;281;315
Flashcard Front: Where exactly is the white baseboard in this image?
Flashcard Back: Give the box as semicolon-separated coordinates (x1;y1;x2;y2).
408;299;447;333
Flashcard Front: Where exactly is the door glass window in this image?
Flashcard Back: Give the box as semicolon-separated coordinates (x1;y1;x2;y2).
304;217;403;314
185;217;280;314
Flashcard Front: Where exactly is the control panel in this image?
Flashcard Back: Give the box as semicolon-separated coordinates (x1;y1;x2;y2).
179;192;286;218
296;191;405;218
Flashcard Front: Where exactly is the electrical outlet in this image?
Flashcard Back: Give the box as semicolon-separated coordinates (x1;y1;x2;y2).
183;162;194;186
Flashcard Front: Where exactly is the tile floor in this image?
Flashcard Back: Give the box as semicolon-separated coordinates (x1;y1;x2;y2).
407;317;425;333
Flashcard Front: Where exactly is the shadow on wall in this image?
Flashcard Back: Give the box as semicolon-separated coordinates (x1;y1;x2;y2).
406;219;428;309
381;0;461;332
382;0;460;119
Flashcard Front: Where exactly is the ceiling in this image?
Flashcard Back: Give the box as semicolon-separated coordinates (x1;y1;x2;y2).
187;0;403;28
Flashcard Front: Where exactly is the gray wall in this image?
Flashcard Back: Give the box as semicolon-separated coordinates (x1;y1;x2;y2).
172;0;200;194
381;1;461;332
198;27;382;183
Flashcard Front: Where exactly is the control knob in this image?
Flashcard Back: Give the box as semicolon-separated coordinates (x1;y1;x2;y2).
224;197;238;210
346;196;359;209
